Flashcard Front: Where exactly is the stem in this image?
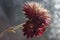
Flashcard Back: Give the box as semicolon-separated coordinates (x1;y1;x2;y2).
0;22;25;38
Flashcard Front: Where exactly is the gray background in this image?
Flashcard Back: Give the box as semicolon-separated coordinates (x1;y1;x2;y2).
0;0;60;40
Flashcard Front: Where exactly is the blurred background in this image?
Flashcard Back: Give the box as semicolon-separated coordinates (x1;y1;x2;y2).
0;0;60;40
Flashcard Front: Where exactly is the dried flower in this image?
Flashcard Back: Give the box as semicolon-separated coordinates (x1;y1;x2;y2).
22;1;51;38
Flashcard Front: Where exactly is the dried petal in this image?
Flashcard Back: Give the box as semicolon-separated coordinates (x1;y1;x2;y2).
22;1;51;38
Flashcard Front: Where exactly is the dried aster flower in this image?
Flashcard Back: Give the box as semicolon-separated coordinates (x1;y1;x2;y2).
22;1;51;38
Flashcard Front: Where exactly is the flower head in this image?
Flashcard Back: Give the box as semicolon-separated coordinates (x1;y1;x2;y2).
22;1;51;38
